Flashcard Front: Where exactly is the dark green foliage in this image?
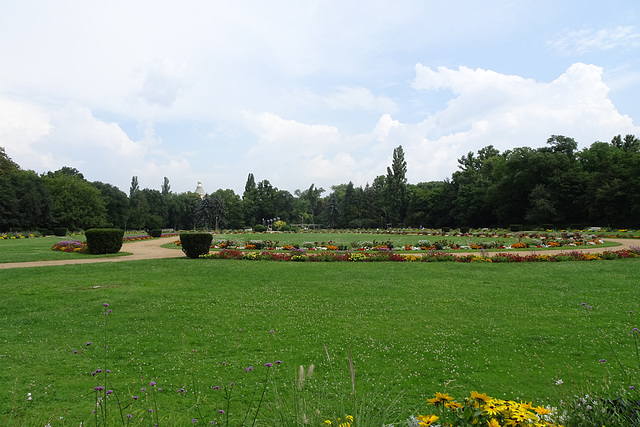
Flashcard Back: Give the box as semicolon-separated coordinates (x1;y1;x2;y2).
148;229;162;238
459;227;470;233
510;224;523;232
39;228;53;236
180;232;212;258
85;228;124;254
254;224;266;232
54;228;67;236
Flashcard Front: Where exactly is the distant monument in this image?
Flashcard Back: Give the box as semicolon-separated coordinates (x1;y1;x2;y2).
195;181;206;199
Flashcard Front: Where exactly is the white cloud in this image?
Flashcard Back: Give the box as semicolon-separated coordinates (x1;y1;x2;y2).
549;26;640;54
399;62;640;182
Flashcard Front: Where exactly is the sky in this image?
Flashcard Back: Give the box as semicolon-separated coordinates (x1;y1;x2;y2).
2;1;640;196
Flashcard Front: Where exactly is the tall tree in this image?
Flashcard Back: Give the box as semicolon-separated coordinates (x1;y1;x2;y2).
384;145;408;226
129;176;140;197
161;177;171;196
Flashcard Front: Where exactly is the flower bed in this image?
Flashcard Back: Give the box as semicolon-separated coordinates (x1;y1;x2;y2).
51;240;89;253
200;247;640;263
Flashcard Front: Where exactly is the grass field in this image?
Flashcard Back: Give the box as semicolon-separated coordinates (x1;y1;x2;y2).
1;244;639;425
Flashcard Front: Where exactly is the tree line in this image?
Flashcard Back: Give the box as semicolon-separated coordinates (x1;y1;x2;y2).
1;134;639;232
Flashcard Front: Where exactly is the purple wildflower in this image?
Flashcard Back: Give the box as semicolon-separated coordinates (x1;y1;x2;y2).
192;419;197;423
218;410;225;414
86;342;92;346
600;359;607;363
73;350;78;354
150;381;156;386
212;386;221;389
126;414;132;418
264;362;273;368
275;360;282;364
133;396;138;400
103;303;109;307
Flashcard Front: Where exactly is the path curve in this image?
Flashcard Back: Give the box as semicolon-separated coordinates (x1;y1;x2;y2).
1;237;639;270
0;236;184;270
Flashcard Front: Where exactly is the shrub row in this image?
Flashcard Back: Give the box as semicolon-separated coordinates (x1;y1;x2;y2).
85;228;124;254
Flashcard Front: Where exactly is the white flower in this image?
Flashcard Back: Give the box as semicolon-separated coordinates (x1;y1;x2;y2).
555;379;564;385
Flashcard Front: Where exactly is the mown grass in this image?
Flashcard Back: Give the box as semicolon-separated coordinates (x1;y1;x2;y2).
0;236;134;264
1;257;639;425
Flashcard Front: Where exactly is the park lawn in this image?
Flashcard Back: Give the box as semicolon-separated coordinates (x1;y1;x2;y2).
1;258;639;425
0;236;135;264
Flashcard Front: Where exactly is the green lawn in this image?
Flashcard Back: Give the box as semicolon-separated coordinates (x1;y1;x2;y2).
1;256;639;425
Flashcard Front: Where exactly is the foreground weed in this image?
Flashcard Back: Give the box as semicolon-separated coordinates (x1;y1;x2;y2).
552;304;640;426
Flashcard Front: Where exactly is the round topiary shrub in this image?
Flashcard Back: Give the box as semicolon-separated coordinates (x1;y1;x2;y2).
85;228;124;254
254;224;266;232
180;233;213;259
54;227;68;237
148;229;162;238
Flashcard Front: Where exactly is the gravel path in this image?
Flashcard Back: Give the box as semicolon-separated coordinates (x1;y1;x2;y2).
0;237;638;270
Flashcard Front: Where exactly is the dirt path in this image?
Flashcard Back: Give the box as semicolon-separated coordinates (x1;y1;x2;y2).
0;236;184;270
1;237;638;270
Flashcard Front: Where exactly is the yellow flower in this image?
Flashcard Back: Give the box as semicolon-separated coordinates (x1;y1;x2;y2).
444;400;464;410
483;400;501;416
487;419;501;427
416;414;439;426
345;416;354;423
471;391;492;404
427;392;454;405
534;406;553;416
324;420;332;426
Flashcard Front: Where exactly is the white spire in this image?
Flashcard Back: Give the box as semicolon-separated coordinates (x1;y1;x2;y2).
195;181;206;199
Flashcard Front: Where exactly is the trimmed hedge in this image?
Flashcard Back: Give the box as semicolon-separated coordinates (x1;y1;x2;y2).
180;233;213;259
254;224;267;232
148;229;163;238
54;228;67;237
85;228;124;254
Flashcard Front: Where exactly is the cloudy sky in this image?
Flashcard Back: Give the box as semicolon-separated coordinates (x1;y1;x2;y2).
2;1;640;195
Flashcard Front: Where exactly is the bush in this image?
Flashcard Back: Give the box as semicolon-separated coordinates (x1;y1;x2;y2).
39;228;54;237
148;229;162;238
54;227;68;237
254;224;266;232
510;224;523;232
85;228;124;254
459;226;470;234
180;233;213;259
279;224;291;232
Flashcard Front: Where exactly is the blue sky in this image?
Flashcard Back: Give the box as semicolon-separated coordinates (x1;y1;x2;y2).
1;1;640;195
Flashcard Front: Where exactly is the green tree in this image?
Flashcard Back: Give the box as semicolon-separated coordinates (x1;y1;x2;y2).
242;173;259;226
0;146;20;175
161;177;171;196
193;195;226;229
129;176;140;197
384;145;408;226
325;192;340;228
92;181;129;228
0;170;52;231
211;189;243;229
43;169;107;230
